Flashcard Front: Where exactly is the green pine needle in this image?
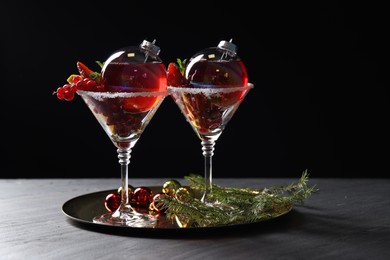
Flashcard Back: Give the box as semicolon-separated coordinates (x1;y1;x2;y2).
158;170;318;228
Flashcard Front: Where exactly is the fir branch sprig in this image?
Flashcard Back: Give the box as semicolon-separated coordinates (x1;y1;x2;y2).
158;170;318;228
263;170;318;204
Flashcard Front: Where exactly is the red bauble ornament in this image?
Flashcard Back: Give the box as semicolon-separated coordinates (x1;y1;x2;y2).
133;187;153;208
104;192;121;212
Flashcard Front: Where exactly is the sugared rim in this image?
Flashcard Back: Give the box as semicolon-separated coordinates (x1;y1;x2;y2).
76;90;168;99
167;83;254;94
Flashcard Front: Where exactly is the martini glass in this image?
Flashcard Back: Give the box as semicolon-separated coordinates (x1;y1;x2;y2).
168;83;253;204
77;90;167;227
75;39;167;227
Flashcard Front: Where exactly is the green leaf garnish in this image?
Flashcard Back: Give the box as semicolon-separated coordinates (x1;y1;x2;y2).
96;60;104;68
176;58;187;75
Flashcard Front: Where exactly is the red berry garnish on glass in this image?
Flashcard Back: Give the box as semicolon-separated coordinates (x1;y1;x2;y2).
63;84;75;101
167;59;186;87
54;87;65;100
53;61;102;101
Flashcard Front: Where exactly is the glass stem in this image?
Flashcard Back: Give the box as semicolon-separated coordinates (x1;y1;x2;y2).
201;139;215;203
117;146;131;206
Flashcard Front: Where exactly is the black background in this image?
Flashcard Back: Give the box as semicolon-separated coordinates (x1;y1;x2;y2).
1;1;388;179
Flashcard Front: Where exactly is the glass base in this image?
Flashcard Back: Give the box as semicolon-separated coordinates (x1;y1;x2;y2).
201;196;236;210
93;205;157;228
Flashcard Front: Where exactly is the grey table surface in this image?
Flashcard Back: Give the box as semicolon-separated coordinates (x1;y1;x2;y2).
0;178;389;260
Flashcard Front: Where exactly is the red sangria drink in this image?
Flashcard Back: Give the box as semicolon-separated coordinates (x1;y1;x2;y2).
78;91;165;144
169;85;252;137
54;39;167;227
89;40;167;227
168;40;254;204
